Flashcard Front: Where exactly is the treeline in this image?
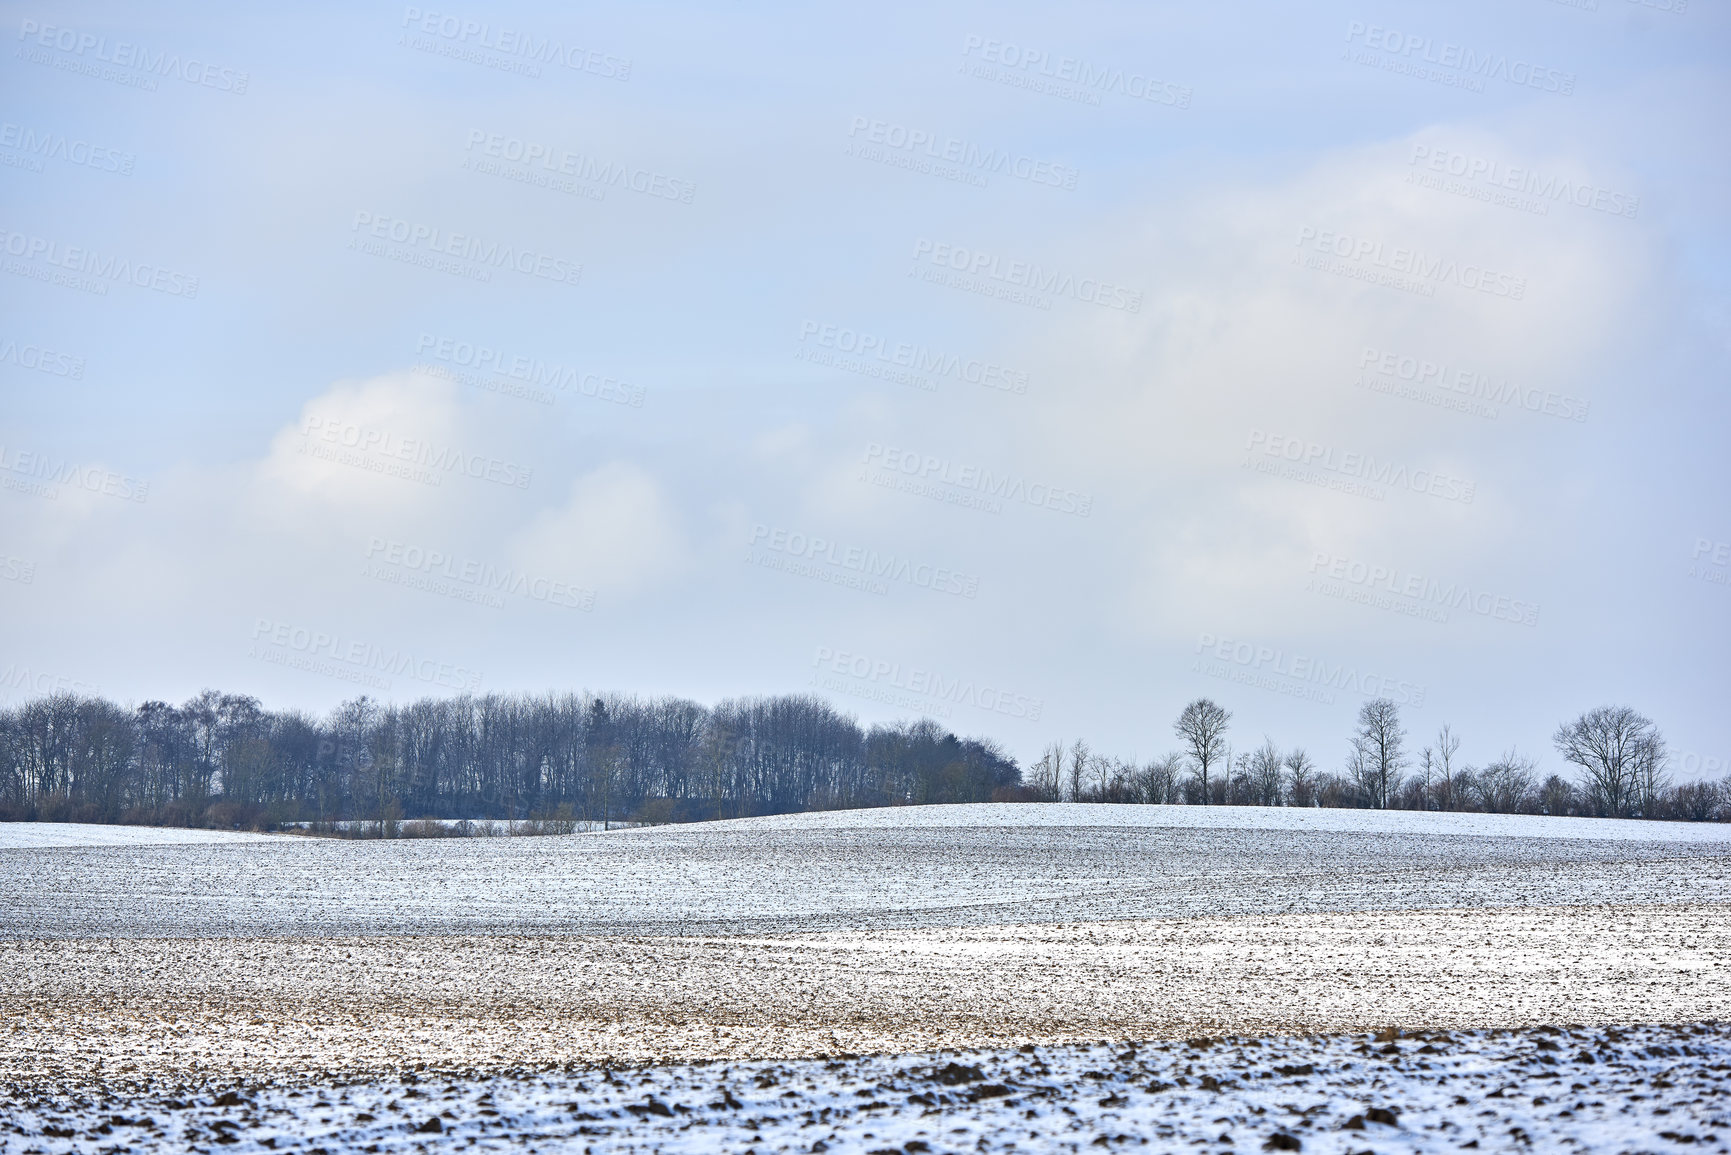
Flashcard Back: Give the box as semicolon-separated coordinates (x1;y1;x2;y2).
0;690;1020;830
1027;699;1731;822
5;688;1725;832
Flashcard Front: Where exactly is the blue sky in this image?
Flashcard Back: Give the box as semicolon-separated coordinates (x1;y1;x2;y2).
3;0;1728;781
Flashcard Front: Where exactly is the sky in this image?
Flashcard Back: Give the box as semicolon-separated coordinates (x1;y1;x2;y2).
2;0;1727;781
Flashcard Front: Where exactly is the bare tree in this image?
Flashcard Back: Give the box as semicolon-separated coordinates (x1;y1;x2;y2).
1344;742;1371;806
1244;739;1283;806
1099;756;1142;802
1348;698;1406;809
1476;750;1538;813
1174;698;1231;805
1553;706;1667;818
1668;779;1723;822
1430;724;1464;811
1537;774;1576;816
1283;748;1317;807
1315;771;1355;808
1086;753;1116;801
1066;739;1090;803
1227;750;1253;805
1025;743;1064;802
1634;736;1670;819
1140;753;1185;804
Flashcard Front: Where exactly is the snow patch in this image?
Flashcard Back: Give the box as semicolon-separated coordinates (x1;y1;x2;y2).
0;823;282;849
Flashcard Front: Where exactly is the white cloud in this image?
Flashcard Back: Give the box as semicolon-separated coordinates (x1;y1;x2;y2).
996;127;1652;643
253;371;465;520
511;462;683;594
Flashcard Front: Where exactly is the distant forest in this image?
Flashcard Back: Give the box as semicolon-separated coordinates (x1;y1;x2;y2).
0;691;1020;829
1;690;1726;831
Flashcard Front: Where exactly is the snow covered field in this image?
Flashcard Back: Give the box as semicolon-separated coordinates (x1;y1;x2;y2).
275;819;640;835
10;802;1724;850
3;804;1729;938
3;805;1729;1150
4;1024;1726;1154
0;822;282;849
5;904;1727;1083
711;802;1731;843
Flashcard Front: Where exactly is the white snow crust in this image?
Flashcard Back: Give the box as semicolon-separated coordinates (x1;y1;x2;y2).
4;806;1729;1151
4;1024;1726;1154
0;822;281;848
4;804;1729;939
5;904;1726;1084
701;802;1731;842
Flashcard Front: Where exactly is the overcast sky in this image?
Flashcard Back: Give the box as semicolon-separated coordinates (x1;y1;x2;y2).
3;0;1727;780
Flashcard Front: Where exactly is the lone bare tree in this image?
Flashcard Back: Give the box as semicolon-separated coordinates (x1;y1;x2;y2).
1066;739;1090;803
1408;746;1435;812
1174;698;1231;805
1284;748;1318;807
1429;724;1464;811
1348;698;1407;809
1553;706;1667;818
